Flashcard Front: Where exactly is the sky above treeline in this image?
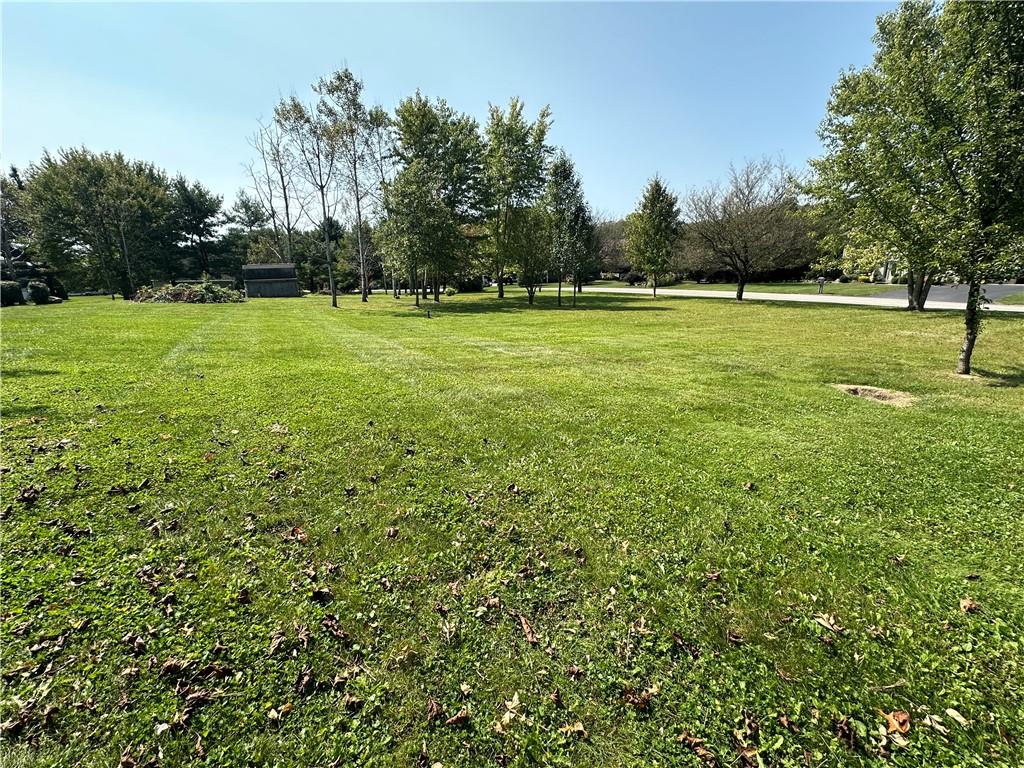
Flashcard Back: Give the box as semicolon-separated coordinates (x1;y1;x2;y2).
2;2;894;219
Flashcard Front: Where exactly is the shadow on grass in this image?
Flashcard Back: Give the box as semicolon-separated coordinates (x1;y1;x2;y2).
973;367;1024;388
376;292;672;317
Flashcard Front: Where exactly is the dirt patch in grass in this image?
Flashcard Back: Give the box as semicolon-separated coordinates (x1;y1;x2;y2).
832;383;915;406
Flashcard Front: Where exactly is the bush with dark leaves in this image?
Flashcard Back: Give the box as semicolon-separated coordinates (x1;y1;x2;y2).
1;280;25;306
28;281;51;305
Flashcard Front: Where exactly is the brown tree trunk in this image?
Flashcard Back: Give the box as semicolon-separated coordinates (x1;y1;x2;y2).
652;275;657;298
433;270;440;303
735;279;746;301
956;279;982;375
527;286;535;304
497;270;504;299
412;266;419;308
557;278;562;307
907;269;932;311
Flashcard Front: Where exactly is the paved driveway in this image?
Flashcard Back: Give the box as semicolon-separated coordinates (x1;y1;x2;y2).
875;283;1024;303
576;285;1024;313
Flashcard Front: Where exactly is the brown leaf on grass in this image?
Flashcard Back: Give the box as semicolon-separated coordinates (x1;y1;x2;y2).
158;657;193;679
236;588;251;605
727;629;745;645
703;570;721;583
813;613;845;633
294;623;311;649
559;720;588;739
507;483;521;496
17;485;44;505
549;688;562;707
426;697;443;724
444;708;470;727
677;731;717;766
385;526;399;539
881;709;911;734
624;685;658;712
518;614;539;645
342;693;364;712
320;614;349;641
269;422;289;435
742;482;758;492
268;467;287;480
959;597;980;614
282;526;307;542
778;713;800;733
294;668;316;696
268;630;286;656
267;702;293;721
311;586;333;604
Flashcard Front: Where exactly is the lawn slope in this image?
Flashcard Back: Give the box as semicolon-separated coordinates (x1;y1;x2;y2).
2;292;1022;767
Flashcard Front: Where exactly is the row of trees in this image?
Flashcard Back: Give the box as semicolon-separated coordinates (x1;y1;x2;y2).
621;159;813;301
618;1;1023;373
246;74;600;308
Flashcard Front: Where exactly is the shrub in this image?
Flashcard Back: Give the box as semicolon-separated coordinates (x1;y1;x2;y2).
445;286;458;297
857;275;870;283
28;281;51;305
837;274;852;283
1;280;25;306
134;281;244;304
623;271;646;286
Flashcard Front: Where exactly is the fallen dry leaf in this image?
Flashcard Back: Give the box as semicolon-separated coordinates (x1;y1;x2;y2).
559;720;588;739
519;614;539;645
813;613;845;633
880;709;911;734
958;597;980;614
444;708;470;727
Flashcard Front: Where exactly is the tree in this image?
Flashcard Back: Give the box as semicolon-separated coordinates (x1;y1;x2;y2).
623;177;680;297
316;68;373;302
510;206;549;305
172;176;222;275
810;1;1024;372
22;148;178;297
275;96;342;307
392;92;487;301
683;160;808;301
247;120;304;263
483;98;551;298
542;152;590;306
376;160;457;308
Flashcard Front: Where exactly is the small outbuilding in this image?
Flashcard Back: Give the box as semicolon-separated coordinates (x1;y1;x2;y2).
243;263;300;298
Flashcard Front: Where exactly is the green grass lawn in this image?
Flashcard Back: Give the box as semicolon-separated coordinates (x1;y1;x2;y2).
586;279;896;296
996;290;1024;305
2;292;1022;767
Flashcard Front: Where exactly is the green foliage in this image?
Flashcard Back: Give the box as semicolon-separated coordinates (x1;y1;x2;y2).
624;176;680;292
1;279;25;306
484;98;552;295
27;281;51;304
2;294;1022;766
133;280;244;304
809;0;1024;359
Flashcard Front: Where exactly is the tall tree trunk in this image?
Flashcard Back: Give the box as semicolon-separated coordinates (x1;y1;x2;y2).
907;269;932;311
557;277;562;306
433;269;440;303
956;279;982;375
735;278;746;301
320;195;337;308
652;275;657;298
572;279;577;307
118;224;136;299
497;270;504;299
353;167;368;303
527;286;535;305
412;266;420;307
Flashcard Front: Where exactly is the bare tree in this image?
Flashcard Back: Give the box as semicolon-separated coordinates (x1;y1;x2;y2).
316;69;373;302
683;159;811;300
247;120;305;262
275;96;342;307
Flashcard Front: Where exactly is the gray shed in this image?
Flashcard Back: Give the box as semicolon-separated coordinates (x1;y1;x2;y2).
243;264;300;298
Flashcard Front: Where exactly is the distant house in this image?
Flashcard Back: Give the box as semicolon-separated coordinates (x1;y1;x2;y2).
243;264;300;298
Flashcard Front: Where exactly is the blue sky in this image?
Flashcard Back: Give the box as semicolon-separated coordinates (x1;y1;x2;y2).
2;2;892;218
